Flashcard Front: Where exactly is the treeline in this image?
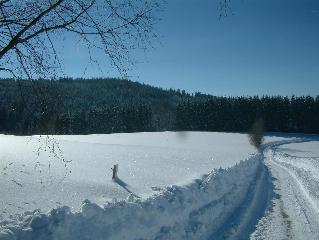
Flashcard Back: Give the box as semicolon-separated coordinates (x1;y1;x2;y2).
0;104;153;135
56;105;153;134
175;95;319;134
0;78;318;135
0;78;185;135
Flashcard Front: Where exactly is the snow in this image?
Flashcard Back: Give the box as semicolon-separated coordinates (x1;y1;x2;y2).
1;131;319;239
251;139;319;240
0;132;256;219
0;154;262;240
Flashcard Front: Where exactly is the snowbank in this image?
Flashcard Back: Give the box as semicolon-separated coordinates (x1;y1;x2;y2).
0;154;262;240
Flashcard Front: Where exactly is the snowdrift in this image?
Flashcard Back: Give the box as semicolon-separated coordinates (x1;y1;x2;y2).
0;154;262;240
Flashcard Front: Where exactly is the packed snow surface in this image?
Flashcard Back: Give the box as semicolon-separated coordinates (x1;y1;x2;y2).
251;137;319;240
1;132;318;240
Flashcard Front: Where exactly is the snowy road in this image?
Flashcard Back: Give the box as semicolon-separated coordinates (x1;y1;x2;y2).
252;138;319;240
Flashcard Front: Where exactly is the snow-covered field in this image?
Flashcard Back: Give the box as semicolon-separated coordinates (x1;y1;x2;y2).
0;132;318;239
0;132;257;218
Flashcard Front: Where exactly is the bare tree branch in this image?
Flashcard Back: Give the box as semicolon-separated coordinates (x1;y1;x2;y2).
0;0;161;79
219;0;233;19
0;0;65;59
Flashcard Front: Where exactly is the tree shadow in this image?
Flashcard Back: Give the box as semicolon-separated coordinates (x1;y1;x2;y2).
113;177;140;199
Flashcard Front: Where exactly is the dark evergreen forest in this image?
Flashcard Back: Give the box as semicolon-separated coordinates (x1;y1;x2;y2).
0;78;318;135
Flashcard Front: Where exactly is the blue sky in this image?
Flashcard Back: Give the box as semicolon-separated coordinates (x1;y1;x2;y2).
4;0;319;96
129;0;319;96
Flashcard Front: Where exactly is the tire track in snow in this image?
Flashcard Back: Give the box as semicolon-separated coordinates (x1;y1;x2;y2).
278;198;293;240
198;138;312;240
253;138;319;240
269;157;319;237
219;139;307;240
272;160;319;217
213;152;273;240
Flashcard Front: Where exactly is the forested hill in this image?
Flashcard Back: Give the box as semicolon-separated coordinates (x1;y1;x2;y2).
0;78;189;134
0;77;188;110
0;78;318;135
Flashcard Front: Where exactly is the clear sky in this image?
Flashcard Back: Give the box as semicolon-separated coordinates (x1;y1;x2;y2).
129;0;319;96
4;0;319;96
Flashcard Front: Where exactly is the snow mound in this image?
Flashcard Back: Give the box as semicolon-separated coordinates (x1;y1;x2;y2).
0;154;262;240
